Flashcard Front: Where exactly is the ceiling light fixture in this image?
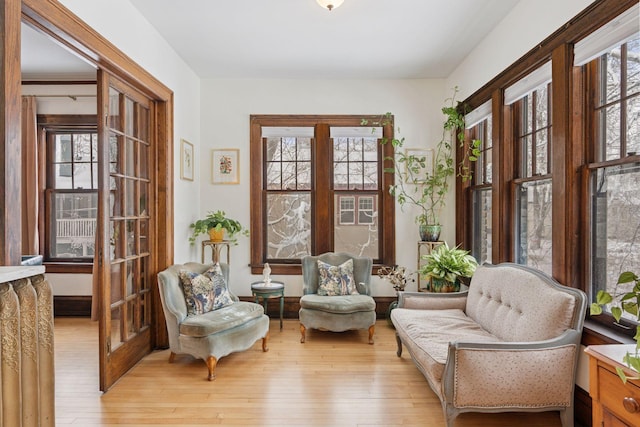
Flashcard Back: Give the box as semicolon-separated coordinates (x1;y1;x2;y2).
316;0;344;11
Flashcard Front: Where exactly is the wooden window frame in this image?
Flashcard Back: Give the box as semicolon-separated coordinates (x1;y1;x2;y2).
456;0;639;344
249;115;395;275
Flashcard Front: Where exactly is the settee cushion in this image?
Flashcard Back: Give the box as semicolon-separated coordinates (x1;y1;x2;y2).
178;265;234;316
391;308;501;384
179;301;265;337
317;259;359;296
299;294;375;313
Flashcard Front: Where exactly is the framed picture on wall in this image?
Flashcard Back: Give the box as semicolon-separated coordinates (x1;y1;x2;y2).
404;148;434;183
180;139;194;181
211;148;240;184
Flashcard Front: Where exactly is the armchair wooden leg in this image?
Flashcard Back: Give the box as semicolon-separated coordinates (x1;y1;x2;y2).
368;325;375;344
206;356;217;381
300;324;306;343
262;331;270;352
168;352;176;363
395;332;403;357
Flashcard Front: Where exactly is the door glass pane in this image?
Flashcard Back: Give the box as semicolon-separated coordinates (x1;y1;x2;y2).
125;138;136;177
110;307;122;352
109;133;121;173
127;301;136;336
516;179;552;275
266;193;311;259
110;220;124;260
108;88;121;131
126;220;136;257
334;194;379;259
126;260;135;296
140;143;149;179
125;97;135;136
125;179;136;216
110;262;123;305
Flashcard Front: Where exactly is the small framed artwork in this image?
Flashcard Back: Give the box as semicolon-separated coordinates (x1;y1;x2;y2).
404;148;434;183
211;148;240;184
180;139;194;181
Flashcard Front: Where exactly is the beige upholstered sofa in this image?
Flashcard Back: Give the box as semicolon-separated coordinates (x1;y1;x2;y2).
158;262;270;380
391;263;587;427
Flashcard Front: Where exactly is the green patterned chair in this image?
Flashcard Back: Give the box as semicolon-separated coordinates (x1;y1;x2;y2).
299;252;375;344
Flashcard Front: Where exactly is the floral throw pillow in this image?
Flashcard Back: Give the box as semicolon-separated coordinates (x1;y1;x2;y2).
317;259;359;296
178;264;234;316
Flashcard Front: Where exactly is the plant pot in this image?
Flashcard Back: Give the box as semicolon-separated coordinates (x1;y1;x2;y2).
419;224;441;242
429;277;460;293
208;228;225;242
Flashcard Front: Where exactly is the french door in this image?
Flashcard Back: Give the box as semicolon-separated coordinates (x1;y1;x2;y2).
97;70;156;391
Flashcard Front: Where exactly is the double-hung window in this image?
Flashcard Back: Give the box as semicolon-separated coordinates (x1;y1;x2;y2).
40;115;98;264
465;101;493;264
506;63;553;275
250;115;395;273
576;9;640;332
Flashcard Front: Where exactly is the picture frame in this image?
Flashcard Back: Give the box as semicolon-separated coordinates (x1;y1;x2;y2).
211;148;240;184
404;148;434;183
180;139;194;181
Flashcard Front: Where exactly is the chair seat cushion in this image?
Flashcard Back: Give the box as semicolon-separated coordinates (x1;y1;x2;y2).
179;301;264;337
300;294;375;314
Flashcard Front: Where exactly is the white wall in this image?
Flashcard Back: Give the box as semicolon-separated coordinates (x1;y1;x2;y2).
199;78;451;297
447;0;596;100
60;0;202;263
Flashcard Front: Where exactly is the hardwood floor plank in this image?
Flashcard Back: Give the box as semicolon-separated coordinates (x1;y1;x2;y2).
55;317;562;426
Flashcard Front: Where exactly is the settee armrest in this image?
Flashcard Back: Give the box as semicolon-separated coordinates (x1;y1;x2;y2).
397;290;468;311
442;328;582;409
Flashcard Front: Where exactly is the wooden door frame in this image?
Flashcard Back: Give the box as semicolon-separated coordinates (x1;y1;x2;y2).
1;0;174;347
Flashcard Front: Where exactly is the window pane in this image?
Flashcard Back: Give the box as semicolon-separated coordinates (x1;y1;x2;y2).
535;129;548;175
627;96;640;155
535;86;549;129
333;137;378;191
50;192;97;259
266;193;311;259
334;194;378;259
601;104;621;161
591;164;640;322
55;164;73;189
472;188;492;265
55;134;72;162
604;47;622;104
516;179;552;275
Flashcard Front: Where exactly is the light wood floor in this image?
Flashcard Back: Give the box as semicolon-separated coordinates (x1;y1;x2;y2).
54;317;562;426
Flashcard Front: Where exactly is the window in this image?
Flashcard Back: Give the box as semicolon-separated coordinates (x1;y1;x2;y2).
250;115;395;274
588;36;640;329
465;101;493;264
510;73;553;275
40;116;98;263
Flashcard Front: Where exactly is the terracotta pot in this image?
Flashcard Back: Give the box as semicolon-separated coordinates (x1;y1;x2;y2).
208;228;225;242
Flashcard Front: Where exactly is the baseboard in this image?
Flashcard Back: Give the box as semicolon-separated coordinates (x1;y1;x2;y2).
54;295;92;317
238;296;398;319
574;385;591;427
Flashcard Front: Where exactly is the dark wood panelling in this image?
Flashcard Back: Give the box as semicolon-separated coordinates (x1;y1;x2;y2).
0;0;22;266
574;385;592;427
238;296;398;320
54;295;92;317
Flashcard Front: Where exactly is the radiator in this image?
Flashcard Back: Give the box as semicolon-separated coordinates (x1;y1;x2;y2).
0;268;54;427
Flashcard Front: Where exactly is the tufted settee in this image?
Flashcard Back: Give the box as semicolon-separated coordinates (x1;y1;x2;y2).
390;263;587;427
158;262;270;380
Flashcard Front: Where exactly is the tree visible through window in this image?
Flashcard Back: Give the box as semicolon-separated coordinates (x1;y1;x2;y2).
250;115;395;274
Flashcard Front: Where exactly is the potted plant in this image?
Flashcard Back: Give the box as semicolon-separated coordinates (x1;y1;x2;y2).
590;271;640;382
189;210;249;244
418;242;478;292
363;87;479;241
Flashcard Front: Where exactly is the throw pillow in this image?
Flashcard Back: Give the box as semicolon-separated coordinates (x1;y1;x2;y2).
178;264;234;316
317;259;359;296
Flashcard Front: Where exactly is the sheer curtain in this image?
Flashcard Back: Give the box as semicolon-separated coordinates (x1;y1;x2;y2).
21;96;39;255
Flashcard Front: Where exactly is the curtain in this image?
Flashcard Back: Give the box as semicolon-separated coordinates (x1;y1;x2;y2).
21;96;39;255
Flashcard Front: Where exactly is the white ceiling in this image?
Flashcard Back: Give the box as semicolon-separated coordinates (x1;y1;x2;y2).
21;0;520;80
129;0;520;79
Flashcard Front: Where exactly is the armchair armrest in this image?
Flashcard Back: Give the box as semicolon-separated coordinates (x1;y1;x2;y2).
442;329;582;409
397;290;468;311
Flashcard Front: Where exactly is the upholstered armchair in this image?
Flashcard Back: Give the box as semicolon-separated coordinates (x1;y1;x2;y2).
299;252;376;344
157;262;270;380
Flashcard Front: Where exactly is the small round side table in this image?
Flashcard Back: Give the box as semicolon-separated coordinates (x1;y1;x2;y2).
251;281;285;330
